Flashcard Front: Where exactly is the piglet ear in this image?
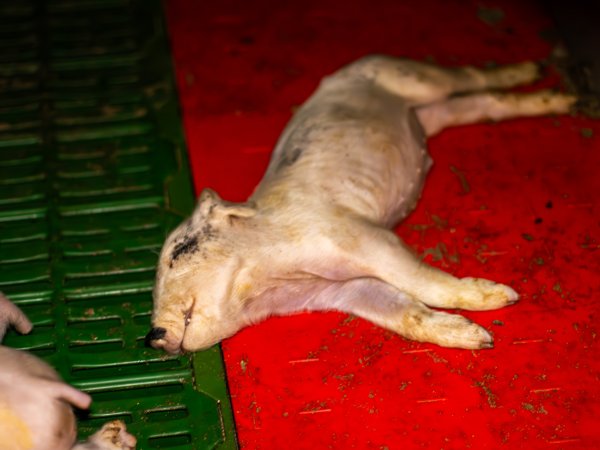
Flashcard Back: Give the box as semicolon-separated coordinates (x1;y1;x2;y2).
196;188;222;217
40;380;92;410
195;188;257;223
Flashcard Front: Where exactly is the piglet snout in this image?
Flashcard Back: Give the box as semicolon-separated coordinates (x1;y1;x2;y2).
145;327;185;354
144;327;166;347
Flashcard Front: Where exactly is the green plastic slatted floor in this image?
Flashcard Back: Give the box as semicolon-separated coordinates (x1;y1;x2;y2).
0;1;236;448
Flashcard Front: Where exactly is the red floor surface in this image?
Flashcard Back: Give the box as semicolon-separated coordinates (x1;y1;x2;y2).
164;1;599;448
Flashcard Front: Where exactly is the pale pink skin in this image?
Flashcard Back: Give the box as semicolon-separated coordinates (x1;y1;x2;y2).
0;293;136;450
148;55;576;355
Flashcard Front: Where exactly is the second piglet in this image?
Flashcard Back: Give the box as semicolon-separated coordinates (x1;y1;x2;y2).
0;293;136;450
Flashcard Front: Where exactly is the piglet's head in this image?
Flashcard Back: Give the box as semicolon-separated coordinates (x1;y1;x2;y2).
146;188;257;354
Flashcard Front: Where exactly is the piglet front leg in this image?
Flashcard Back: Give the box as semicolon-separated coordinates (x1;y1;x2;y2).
72;420;136;450
310;278;494;350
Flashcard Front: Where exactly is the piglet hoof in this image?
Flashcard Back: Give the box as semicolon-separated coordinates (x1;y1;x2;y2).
91;420;136;450
421;311;494;350
457;277;519;311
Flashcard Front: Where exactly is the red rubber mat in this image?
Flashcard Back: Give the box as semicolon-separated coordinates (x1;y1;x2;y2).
164;1;599;448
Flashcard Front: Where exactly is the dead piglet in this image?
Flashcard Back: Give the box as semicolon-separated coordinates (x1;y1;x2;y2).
147;55;576;354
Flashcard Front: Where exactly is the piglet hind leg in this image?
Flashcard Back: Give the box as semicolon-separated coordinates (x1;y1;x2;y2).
416;90;577;136
71;420;136;450
358;55;541;104
324;278;493;350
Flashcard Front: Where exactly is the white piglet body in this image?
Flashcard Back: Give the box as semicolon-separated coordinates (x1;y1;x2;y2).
147;55;575;354
258;75;432;228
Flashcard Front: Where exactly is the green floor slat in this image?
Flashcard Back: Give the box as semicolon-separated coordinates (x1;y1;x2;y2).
0;1;237;448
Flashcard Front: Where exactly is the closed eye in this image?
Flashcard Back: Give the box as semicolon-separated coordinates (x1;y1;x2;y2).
183;296;196;327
